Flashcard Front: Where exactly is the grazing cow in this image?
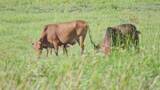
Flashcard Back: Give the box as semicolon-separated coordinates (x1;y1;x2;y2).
97;24;140;55
33;20;95;58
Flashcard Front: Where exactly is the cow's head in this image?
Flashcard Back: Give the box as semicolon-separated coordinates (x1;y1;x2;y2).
100;27;113;55
94;28;112;55
32;41;42;58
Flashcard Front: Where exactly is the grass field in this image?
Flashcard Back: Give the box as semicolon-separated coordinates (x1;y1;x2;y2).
0;0;160;90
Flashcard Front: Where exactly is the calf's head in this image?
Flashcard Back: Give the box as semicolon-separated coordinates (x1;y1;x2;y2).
32;41;42;58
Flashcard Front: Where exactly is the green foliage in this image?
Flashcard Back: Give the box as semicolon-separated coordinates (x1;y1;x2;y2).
0;0;160;90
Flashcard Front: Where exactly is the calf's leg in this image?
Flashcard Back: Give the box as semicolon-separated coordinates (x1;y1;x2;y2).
37;49;42;59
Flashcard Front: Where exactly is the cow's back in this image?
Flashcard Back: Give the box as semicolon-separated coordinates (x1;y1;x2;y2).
55;20;88;44
113;24;136;35
75;20;88;35
43;20;88;44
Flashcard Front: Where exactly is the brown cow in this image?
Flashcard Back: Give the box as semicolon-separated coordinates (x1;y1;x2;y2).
97;24;140;55
33;20;95;58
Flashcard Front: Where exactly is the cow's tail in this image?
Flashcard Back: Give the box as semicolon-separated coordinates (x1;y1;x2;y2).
39;25;48;42
132;25;141;34
88;27;98;49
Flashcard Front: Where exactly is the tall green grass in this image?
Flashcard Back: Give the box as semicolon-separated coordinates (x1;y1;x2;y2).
0;0;160;90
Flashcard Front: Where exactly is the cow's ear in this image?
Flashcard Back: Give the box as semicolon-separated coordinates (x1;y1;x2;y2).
32;42;34;45
107;27;112;30
107;27;113;33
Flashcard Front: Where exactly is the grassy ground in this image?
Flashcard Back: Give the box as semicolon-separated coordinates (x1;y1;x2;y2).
0;0;160;90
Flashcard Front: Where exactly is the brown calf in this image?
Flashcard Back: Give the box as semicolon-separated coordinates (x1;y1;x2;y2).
32;40;54;57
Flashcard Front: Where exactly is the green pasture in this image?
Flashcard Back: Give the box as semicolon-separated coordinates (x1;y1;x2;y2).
0;0;160;90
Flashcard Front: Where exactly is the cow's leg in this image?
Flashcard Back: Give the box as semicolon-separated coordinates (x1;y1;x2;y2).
79;36;85;55
133;38;139;51
53;42;59;56
46;48;49;57
77;39;80;45
132;33;140;51
63;45;68;56
50;48;52;55
55;46;59;56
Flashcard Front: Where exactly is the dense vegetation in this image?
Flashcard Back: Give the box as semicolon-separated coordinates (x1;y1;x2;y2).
0;0;160;90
